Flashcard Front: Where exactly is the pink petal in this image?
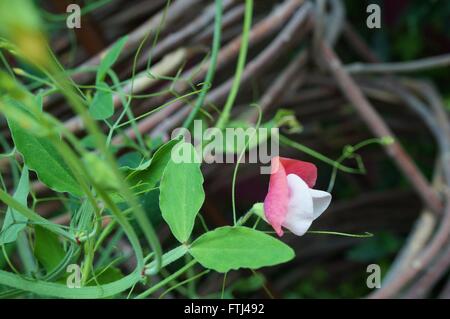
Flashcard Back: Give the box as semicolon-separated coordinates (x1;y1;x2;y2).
279;157;317;188
263;156;289;236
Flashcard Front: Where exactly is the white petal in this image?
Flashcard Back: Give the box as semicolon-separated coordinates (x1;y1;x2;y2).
309;189;332;220
282;174;314;236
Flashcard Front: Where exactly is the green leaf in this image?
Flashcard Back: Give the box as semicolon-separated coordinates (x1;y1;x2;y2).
89;82;114;120
0;1;47;69
0;1;42;35
0;244;14;270
80;135;96;149
83;153;120;190
159;142;204;243
0;96;48;135
6;104;82;196
0;166;29;244
140;188;163;225
126;139;179;192
96;36;128;83
118;152;144;170
189;226;294;272
33;226;66;273
88;266;123;286
232;273;265;293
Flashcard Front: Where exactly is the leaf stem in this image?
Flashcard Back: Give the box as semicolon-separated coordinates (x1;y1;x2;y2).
279;134;361;173
136;260;196;299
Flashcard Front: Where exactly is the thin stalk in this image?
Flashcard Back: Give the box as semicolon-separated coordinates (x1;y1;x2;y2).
215;0;253;130
81;239;95;286
231;104;262;225
279;134;362;173
0;188;73;241
159;270;209;299
182;0;223;129
136;260;197;299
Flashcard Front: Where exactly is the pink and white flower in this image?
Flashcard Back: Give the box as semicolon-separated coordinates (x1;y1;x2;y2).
263;156;332;237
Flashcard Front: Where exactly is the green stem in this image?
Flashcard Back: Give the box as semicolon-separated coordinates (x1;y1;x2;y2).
136;260;196;299
144;245;188;276
94;219;117;251
81;239;95;286
279;134;362;173
0;188;73;241
306;230;373;238
231;104;262;225
185;254;197;297
159;269;209;299
221;272;228;299
327;137;390;192
182;0;223;129
215;0;253;130
16;232;38;275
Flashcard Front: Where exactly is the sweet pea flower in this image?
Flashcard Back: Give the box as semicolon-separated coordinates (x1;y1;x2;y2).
263;156;332;237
